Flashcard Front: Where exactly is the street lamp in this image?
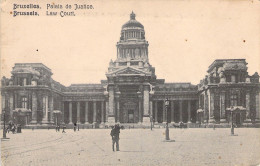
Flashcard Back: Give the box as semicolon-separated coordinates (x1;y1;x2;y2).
230;110;234;135
150;115;153;131
2;108;9;139
165;98;170;140
2;109;6;138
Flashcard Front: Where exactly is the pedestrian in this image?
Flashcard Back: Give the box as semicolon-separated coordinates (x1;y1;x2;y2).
110;126;116;151
62;124;66;133
111;123;120;151
74;123;77;132
58;125;60;132
55;125;58;132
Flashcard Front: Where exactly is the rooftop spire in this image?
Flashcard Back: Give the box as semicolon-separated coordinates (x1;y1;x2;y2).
130;11;136;20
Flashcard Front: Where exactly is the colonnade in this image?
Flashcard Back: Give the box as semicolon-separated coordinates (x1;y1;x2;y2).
65;101;107;124
153;100;197;123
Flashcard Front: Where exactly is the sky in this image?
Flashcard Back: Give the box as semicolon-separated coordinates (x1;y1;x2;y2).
1;0;260;86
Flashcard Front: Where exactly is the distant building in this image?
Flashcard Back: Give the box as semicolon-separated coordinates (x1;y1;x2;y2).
1;12;259;127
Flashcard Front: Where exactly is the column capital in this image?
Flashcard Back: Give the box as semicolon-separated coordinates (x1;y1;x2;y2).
143;85;150;91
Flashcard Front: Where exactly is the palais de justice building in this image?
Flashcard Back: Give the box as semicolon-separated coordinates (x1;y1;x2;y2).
1;12;260;128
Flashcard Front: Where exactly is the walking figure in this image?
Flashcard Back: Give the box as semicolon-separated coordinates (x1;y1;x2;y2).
73;123;77;132
62;125;66;133
110;124;120;151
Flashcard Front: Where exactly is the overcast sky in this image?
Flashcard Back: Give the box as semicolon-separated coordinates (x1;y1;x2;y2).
1;0;260;86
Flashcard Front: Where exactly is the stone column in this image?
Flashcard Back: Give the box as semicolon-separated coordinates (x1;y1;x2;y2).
203;91;208;123
154;101;158;124
101;101;104;124
49;95;54;123
188;100;191;123
196;100;199;124
220;91;226;123
93;101;97;124
163;100;166;123
85;101;89;124
149;101;153;117
209;90;215;123
9;94;14;120
179;100;183;122
116;98;120;123
105;101;109;123
69;102;72;124
14;92;18;109
108;86;115;124
31;92;37;124
42;95;49;124
77;102;80;123
61;102;64;123
143;85;150;124
1;94;5;115
171;101;175;123
256;92;260;121
245;90;251;122
138;95;142;123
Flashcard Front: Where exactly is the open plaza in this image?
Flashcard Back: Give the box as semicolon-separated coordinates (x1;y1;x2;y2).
1;128;260;166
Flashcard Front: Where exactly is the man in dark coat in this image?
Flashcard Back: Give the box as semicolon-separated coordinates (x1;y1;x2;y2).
110;124;120;151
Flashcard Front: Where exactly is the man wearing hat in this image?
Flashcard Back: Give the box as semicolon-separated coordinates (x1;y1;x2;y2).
110;123;120;151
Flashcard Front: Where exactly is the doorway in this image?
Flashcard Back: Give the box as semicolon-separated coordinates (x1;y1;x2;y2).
128;110;134;123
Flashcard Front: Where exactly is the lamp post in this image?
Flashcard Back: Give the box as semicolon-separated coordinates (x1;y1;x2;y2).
150;115;153;131
165;98;170;140
231;110;234;135
2;109;6;139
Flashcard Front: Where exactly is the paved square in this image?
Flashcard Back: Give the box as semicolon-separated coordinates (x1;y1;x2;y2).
1;128;260;166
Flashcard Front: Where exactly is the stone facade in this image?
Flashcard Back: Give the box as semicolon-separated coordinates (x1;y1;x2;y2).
1;12;260;127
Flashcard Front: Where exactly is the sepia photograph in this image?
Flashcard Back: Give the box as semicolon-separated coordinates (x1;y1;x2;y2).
1;0;260;165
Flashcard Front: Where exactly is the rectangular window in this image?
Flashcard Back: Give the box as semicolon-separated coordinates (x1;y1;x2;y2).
231;75;236;83
230;93;237;106
22;97;28;109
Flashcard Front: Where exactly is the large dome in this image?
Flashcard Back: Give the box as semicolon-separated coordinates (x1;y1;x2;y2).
122;11;144;29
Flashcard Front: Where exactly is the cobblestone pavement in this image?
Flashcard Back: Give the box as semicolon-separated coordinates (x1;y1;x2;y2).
1;128;260;166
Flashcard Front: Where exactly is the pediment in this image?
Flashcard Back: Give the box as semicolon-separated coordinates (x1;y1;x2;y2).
109;67;147;76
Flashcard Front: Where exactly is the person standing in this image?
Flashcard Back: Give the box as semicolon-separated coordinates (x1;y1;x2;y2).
62;124;66;133
73;123;77;132
112;123;120;151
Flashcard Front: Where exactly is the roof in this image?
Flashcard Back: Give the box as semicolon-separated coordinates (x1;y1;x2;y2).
13;63;53;75
207;59;246;73
122;11;144;29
